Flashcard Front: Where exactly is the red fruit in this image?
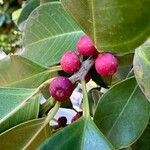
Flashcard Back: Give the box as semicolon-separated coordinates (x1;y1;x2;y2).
60;51;81;74
49;77;74;102
57;116;67;127
71;112;83;123
76;35;97;56
95;53;118;77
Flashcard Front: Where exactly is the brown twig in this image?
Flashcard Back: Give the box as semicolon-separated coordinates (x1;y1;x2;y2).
69;56;96;84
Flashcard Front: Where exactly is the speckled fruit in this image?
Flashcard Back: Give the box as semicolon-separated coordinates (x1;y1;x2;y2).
49;77;74;102
76;35;97;56
60;51;81;74
95;53;118;77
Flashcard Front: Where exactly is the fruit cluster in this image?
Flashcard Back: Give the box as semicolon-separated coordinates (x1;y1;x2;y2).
49;35;118;103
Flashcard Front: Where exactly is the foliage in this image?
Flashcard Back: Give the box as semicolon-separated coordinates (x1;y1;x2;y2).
0;0;150;149
0;0;22;53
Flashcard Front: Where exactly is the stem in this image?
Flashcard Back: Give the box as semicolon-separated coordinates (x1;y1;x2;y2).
69;56;95;84
39;97;55;117
45;102;61;124
24;102;60;149
81;80;90;117
48;65;62;73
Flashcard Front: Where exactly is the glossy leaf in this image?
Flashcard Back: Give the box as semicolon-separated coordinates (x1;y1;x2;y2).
0;94;40;133
133;39;150;102
22;2;83;66
61;0;150;54
94;77;150;149
0;55;59;88
39;117;115;150
0;118;51;150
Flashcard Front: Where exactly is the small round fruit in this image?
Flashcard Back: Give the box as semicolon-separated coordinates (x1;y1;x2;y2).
60;51;81;74
57;116;67;127
95;53;118;77
49;77;74;102
71;112;82;123
76;35;97;56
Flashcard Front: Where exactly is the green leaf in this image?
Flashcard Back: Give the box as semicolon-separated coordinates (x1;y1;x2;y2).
0;88;37;125
0;94;40;133
39;117;115;150
133;39;150;102
22;2;83;66
88;88;101;116
132;126;150;150
61;0;150;54
0;101;60;149
112;54;133;84
17;0;40;30
0;118;51;150
94;77;150;149
0;55;59;88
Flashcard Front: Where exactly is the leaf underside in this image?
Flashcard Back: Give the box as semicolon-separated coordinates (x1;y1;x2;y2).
22;2;84;66
133;39;150;102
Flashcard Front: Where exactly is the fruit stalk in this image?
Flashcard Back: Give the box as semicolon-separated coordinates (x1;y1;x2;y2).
81;80;90;117
24;102;61;149
69;56;95;83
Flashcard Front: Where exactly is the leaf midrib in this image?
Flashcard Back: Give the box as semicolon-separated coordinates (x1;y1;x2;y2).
25;30;82;47
0;70;48;87
90;0;96;45
0;65;61;87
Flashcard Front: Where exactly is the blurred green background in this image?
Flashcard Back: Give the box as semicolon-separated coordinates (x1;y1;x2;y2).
0;0;23;54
